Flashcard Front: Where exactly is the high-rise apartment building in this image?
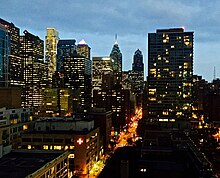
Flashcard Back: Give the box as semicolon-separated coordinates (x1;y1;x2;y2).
45;28;59;87
0;18;23;87
20;30;46;108
57;40;92;110
147;28;193;125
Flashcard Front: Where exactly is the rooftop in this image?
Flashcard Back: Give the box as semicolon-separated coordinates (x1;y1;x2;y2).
0;150;65;178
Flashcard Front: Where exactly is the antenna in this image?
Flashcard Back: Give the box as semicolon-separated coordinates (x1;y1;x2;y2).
214;66;216;81
114;34;118;45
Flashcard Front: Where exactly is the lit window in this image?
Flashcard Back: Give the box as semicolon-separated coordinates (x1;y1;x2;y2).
43;145;48;150
54;146;62;150
28;145;31;149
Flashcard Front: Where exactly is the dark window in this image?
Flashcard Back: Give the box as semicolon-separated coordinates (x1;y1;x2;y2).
22;138;31;142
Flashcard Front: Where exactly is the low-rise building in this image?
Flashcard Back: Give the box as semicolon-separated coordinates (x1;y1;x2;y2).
0;149;69;178
21;117;100;175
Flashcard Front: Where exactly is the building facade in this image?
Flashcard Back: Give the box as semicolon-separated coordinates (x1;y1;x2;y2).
45;28;59;87
0;24;10;87
21;117;100;175
110;36;122;86
57;40;92;110
20;30;46;108
147;28;193;126
0;18;23;87
0;107;33;158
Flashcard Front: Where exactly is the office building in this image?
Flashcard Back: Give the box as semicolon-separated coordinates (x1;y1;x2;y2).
147;28;193;127
92;56;114;91
20;30;46;108
0;24;10;87
57;40;92;110
40;88;73;117
45;28;59;87
77;39;90;59
110;35;122;85
0;18;23;87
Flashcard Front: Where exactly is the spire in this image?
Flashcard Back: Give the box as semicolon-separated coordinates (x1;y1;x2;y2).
78;39;87;45
114;34;118;45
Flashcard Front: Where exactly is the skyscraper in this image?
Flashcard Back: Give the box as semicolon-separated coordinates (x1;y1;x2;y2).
0;24;10;87
20;30;46;108
77;39;90;59
0;18;23;87
147;28;193;126
132;49;144;72
45;28;59;87
110;35;122;85
57;40;92;110
130;49;144;96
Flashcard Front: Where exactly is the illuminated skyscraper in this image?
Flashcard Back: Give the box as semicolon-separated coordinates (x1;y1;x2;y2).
110;35;122;85
92;56;114;91
147;28;193;126
77;39;90;59
57;40;92;110
45;28;59;87
0;24;10;87
0;18;22;87
20;30;46;108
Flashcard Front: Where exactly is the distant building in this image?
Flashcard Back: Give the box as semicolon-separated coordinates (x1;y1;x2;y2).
92;56;114;91
21;117;100;175
77;39;91;59
0;18;23;87
45;28;59;87
57;40;92;110
40;88;73;117
93;89;131;129
0;150;69;178
130;49;144;96
132;49;144;72
147;28;193;127
20;30;46;108
110;35;122;85
0;87;21;108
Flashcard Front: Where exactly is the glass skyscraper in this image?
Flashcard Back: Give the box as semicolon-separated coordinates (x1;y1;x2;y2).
0;18;23;87
147;28;193;125
0;24;10;87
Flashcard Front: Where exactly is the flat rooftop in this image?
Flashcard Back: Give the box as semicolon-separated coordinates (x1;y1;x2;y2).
0;150;65;178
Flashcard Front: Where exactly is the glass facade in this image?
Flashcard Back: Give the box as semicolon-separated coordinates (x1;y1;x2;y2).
0;25;10;87
20;30;45;108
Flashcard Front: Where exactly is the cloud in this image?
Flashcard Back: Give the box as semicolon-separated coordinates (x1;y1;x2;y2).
1;0;220;81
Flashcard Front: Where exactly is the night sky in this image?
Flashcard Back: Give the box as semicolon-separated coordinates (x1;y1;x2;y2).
1;0;220;81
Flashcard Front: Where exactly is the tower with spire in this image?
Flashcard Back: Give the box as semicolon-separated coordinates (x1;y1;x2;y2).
110;34;122;86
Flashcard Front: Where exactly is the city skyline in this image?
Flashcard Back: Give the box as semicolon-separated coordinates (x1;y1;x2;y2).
1;0;220;81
